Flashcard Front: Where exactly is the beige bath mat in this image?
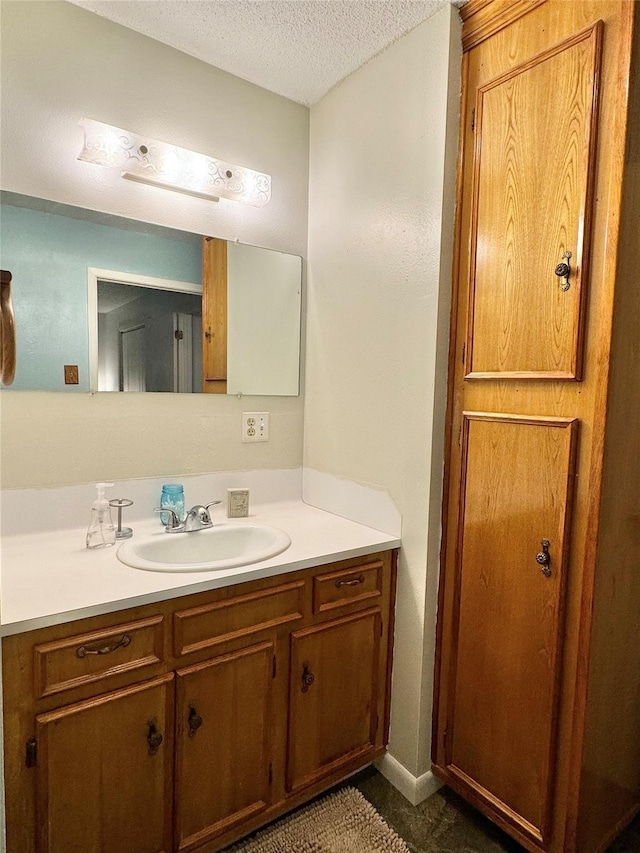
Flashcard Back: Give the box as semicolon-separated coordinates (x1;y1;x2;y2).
224;786;409;853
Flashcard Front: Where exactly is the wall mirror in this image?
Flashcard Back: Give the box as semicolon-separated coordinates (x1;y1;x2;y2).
0;191;303;395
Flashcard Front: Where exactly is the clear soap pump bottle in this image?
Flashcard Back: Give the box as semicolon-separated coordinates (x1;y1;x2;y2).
86;482;117;549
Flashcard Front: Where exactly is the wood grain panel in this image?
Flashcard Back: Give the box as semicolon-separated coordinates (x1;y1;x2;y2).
466;23;602;380
173;580;304;657
433;2;639;852
574;5;640;850
312;559;382;614
447;414;578;842
36;674;174;853
286;609;380;794
202;236;227;393
34;615;164;698
462;0;547;53
174;642;274;851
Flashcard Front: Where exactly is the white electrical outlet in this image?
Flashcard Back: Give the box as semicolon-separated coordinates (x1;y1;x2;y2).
242;412;270;442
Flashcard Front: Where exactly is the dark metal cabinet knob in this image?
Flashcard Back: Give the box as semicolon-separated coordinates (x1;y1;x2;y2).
147;719;163;755
554;251;572;291
301;661;315;693
188;705;203;737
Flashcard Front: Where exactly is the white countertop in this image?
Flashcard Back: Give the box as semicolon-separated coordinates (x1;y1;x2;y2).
0;501;401;636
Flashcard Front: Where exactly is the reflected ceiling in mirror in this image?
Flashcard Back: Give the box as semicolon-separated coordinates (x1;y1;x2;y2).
0;191;302;396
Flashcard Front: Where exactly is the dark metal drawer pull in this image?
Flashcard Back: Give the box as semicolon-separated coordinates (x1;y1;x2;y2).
335;574;365;589
76;634;132;658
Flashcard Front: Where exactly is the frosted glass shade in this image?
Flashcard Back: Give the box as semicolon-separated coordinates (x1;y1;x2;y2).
78;118;271;207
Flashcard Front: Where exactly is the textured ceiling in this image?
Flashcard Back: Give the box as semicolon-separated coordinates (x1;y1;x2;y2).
67;0;457;106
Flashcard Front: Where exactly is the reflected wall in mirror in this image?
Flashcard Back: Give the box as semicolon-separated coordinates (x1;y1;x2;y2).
0;192;303;395
92;271;203;393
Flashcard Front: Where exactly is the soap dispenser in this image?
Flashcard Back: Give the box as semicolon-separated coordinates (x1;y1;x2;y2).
86;482;117;549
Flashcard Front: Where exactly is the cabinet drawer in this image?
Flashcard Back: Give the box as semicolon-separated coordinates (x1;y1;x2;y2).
174;580;305;657
313;560;383;615
34;615;164;699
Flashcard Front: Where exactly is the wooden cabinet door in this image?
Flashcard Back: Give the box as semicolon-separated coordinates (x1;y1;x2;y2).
445;414;578;845
466;23;602;380
286;608;380;793
174;640;274;852
35;674;174;853
201;236;227;393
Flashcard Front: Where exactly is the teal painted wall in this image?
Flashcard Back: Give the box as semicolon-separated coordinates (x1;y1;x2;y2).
0;203;201;391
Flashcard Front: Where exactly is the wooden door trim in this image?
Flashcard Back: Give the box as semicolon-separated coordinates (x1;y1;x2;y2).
432;45;472;764
444;413;579;844
466;371;581;382
448;765;545;846
432;761;545;853
460;411;579;428
173;581;304;657
175;638;275;679
34;671;174;725
464;21;603;381
462;1;547;53
176;801;267;853
562;8;639;850
382;550;398;746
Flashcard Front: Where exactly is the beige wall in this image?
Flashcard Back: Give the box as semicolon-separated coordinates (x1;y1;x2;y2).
0;0;308;488
305;6;461;779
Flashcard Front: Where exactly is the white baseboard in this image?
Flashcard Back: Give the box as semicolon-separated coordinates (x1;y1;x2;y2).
374;752;443;806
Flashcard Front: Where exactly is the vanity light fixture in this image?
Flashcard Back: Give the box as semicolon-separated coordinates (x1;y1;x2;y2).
78;118;271;207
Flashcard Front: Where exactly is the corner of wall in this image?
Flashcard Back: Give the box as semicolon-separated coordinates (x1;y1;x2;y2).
375;752;443;806
302;468;401;536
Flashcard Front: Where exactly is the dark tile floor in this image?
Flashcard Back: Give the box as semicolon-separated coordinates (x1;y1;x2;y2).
350;767;640;853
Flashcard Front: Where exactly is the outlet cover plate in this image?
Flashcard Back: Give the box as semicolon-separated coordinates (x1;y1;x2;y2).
242;412;270;442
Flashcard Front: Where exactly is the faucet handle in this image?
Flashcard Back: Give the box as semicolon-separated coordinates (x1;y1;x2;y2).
154;507;181;529
205;501;222;511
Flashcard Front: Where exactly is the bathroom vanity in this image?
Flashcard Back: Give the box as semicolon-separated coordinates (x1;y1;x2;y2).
1;505;398;853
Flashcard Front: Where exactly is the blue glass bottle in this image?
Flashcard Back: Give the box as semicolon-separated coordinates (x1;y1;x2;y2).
160;484;185;526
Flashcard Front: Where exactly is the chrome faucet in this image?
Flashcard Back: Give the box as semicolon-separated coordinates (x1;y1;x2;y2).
154;501;222;534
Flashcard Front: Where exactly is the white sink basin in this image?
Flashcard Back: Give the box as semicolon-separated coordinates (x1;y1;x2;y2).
117;522;291;572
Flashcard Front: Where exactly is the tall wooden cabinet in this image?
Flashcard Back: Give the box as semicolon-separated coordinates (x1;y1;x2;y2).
432;2;640;853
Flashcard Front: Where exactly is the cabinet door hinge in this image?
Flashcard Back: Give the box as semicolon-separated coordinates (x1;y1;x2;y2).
471;108;475;131
25;738;37;768
174;329;184;341
380;621;383;638
268;763;273;785
272;655;277;679
374;713;379;735
461;342;466;364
